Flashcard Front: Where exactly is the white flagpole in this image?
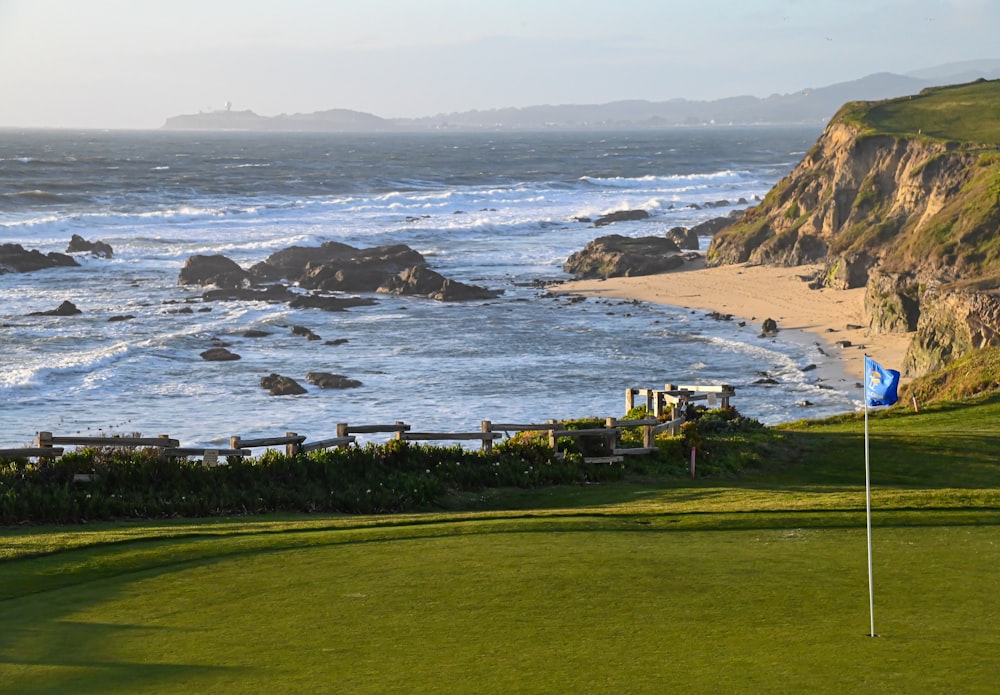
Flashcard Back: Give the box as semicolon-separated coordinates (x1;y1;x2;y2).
864;357;876;637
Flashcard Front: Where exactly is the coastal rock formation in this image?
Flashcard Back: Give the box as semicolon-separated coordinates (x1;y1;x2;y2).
377;265;502;300
904;286;1000;374
244;241;499;301
28;300;83;317
260;373;307;396
667;226;701;250
179;254;252;289
250;242;424;290
563;234;683;279
306;372;362;389
66;234;113;258
593;209;650;227
1;243;79;274
200;347;241;361
705;80;1000;374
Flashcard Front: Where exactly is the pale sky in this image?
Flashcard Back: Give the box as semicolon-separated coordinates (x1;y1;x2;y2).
1;0;997;129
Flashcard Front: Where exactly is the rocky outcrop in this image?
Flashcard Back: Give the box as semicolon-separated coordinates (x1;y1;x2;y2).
594;209;650;227
28;300;82;316
904;286;1000;375
667;227;701;250
563;234;683;279
306;372;362;389
66;234;113;258
377;265;501;300
179;254;252;289
706;118;983;273
200;347;241;361
250;242;424;290
196;242;498;302
0;243;79;274
260;373;307;396
863;270;921;333
704;81;1000;375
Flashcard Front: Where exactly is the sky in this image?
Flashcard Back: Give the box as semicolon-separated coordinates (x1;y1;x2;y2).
1;0;998;130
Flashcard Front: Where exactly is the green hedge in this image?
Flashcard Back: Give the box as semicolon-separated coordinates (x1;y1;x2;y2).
1;409;779;524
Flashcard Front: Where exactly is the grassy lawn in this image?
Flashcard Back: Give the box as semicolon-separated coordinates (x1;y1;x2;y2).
2;397;1000;694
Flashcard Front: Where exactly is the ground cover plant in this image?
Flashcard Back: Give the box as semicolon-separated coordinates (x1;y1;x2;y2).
0;408;775;524
2;389;1000;693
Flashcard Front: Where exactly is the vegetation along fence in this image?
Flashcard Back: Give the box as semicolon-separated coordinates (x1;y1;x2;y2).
0;384;736;465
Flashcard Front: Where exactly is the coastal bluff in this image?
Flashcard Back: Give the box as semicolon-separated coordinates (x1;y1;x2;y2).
706;79;1000;376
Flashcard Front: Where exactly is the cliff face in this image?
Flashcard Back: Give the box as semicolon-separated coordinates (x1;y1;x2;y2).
707;87;1000;376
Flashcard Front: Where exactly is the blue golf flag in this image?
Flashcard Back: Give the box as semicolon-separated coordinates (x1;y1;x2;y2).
865;355;900;407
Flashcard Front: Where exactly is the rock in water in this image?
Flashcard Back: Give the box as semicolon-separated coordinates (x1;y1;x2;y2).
260;373;307;396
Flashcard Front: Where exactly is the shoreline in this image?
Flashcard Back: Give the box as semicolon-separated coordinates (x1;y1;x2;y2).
555;257;912;395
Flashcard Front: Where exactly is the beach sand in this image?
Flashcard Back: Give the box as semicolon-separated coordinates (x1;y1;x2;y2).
557;257;911;389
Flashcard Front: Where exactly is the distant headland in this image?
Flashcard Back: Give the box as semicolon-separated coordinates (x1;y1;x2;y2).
162;61;1000;132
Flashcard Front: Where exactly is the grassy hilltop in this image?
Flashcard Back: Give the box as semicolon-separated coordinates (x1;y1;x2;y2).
837;78;1000;144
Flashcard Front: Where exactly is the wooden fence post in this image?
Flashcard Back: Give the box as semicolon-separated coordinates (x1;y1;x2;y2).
481;420;493;452
286;432;299;457
625;388;635;412
37;432;53;449
337;423;348;438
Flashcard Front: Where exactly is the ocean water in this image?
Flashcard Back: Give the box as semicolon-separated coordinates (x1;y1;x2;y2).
0;126;859;450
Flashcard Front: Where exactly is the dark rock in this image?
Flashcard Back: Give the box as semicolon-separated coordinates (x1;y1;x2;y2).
202;284;296;303
325;338;349;345
378;265;501;301
260;373;307;396
306;372;362;389
243;329;271;338
66;234;114;258
251;242;424;288
666;226;701;250
291;325;321;341
179;254;252;289
1;243;79;274
564;234;683;279
753;377;780;385
29;300;82;316
802;364;818;372
288;294;379;311
759;318;779;337
593;209;650;227
200;347;241;361
835;340;853;348
707;311;733;321
107;314;135;322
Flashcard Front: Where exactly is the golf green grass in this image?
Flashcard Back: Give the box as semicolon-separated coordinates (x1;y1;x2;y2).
3;398;1000;693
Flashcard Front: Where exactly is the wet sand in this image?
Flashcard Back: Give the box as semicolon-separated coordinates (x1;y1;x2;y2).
556;257;911;389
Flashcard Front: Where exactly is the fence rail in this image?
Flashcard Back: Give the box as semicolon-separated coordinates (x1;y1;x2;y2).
2;384;735;463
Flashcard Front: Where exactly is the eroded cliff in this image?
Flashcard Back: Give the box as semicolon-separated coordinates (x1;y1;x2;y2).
707;80;1000;375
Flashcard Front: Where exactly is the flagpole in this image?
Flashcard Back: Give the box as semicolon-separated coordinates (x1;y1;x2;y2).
864;356;876;637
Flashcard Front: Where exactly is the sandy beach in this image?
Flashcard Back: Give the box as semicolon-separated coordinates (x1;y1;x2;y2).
557;257;911;388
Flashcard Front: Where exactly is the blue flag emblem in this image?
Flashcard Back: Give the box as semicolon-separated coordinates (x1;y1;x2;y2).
865;355;900;407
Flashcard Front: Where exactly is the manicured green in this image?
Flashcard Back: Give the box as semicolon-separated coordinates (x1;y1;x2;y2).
2;395;999;693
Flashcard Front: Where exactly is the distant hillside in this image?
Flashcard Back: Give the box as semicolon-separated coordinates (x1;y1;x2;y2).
707;78;1000;376
162;62;1000;132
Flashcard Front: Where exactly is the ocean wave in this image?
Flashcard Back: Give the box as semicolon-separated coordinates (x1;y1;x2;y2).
0;341;134;391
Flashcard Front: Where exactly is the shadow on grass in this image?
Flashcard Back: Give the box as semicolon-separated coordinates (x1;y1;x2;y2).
0;617;240;695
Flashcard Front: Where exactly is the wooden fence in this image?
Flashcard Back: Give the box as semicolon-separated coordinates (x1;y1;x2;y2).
0;384;735;465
